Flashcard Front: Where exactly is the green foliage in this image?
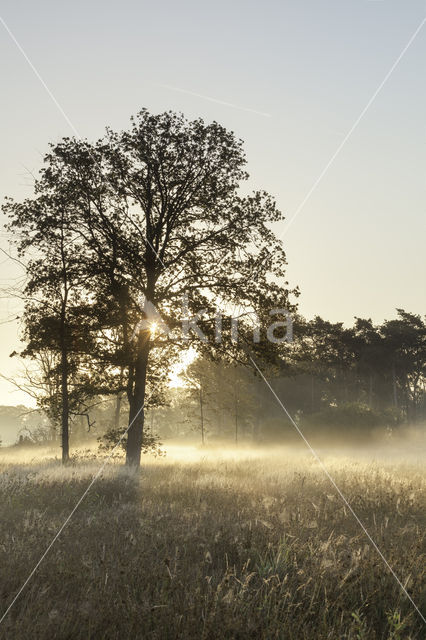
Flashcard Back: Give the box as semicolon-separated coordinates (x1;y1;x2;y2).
386;610;408;640
350;611;368;639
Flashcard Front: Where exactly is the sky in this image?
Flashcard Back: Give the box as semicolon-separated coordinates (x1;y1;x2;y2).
0;0;425;406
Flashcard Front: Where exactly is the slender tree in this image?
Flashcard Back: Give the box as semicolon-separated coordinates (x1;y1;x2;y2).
4;193;95;462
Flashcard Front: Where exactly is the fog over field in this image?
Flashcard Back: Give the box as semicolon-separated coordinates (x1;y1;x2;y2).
1;2;425;637
0;438;425;639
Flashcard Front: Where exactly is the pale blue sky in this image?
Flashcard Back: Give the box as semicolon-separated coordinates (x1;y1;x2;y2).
0;0;425;405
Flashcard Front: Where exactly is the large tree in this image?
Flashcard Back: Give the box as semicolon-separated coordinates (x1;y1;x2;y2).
5;109;296;467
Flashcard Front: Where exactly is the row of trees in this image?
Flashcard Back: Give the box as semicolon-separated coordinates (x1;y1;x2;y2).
286;312;425;420
13;306;423;449
162;310;425;444
3;109;296;466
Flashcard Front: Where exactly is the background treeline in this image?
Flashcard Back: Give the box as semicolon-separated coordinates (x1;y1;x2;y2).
154;309;426;444
6;308;424;449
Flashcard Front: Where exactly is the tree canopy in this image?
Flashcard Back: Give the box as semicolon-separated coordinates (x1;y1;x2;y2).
4;109;297;465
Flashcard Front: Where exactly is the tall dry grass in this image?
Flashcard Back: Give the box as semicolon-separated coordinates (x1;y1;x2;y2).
0;445;424;639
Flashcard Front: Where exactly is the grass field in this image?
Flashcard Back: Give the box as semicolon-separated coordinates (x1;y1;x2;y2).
0;444;425;639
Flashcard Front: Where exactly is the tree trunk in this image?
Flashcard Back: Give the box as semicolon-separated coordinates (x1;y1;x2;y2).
114;393;123;430
234;370;238;445
368;373;373;408
59;220;70;465
392;363;398;408
60;338;69;464
113;367;124;429
199;387;205;446
126;331;150;468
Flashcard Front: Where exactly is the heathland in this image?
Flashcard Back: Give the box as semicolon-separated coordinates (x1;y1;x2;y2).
0;442;424;639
